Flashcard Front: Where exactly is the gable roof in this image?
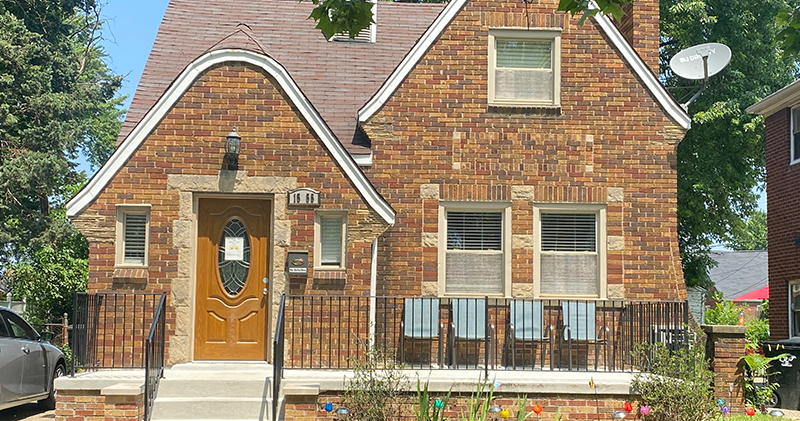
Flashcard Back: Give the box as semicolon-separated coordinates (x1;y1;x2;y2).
117;0;444;155
708;250;768;300
746;78;800;116
66;49;396;225
358;0;691;130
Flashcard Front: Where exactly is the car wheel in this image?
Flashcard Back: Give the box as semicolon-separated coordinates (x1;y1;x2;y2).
39;363;65;410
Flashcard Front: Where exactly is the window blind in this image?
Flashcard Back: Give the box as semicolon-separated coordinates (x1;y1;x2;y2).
496;40;552;69
541;213;596;252
320;216;343;265
494;39;553;102
446;212;502;250
123;213;147;264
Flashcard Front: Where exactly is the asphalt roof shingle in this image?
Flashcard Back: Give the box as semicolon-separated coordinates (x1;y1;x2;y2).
708;250;768;300
118;0;444;154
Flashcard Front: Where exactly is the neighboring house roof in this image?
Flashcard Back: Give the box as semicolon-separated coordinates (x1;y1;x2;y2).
733;285;769;301
118;0;444;155
358;0;691;130
746;78;800;116
708;250;768;300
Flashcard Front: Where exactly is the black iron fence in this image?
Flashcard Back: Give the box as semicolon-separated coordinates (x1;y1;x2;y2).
272;295;286;421
144;293;167;421
72;292;164;374
278;295;689;374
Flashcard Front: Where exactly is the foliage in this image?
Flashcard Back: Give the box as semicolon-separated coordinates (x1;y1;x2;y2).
747;316;770;344
740;342;787;408
515;395;534;421
458;376;496;421
632;341;717;421
6;229;88;322
343;346;408;421
558;0;630;25
0;0;120;320
724;210;767;250
704;292;746;325
661;0;798;287
60;343;73;371
415;378;451;421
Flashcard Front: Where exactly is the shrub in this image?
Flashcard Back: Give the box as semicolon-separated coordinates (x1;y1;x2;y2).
632;340;717;421
343;346;407;421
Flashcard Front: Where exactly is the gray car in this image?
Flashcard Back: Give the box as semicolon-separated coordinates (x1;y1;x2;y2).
0;306;66;411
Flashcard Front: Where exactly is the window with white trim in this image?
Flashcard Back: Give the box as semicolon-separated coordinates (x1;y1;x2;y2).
535;205;606;297
315;212;347;269
115;206;150;268
439;204;511;295
791;107;800;164
488;29;561;106
791;281;800;337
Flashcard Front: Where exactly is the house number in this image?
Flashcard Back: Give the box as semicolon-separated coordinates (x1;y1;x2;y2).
288;188;320;207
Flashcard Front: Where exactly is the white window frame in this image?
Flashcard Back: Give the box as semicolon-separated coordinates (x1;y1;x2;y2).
115;204;151;269
488;28;562;107
791;106;800;165
437;202;512;297
790;280;800;338
533;204;607;299
314;211;348;271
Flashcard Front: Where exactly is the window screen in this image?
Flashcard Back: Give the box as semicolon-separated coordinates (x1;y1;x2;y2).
494;39;553;102
539;213;598;296
123;213;148;264
445;211;503;294
320;216;343;266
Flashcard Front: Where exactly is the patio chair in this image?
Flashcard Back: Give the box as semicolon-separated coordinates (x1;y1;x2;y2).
449;298;494;368
560;301;609;370
399;298;443;367
505;300;553;369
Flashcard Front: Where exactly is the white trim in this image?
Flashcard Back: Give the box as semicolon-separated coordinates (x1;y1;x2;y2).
488;29;562;107
353;153;373;167
66;49;395;225
747;79;800;116
791;107;800;165
358;0;468;123
115;205;151;269
314;210;348;270
358;1;691;130
790;280;800;338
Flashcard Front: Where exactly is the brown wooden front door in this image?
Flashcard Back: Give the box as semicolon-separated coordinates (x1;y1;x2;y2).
195;198;271;360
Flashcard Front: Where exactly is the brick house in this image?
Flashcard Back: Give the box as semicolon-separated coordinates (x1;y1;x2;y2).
61;0;695;417
747;82;800;340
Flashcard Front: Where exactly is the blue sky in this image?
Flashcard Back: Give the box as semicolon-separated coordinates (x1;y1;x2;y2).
92;0;768;216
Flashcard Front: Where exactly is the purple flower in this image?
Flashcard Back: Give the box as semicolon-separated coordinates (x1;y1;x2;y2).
722;405;730;415
640;405;650;416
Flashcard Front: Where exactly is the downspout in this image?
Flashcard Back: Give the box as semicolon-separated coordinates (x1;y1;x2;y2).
369;238;378;350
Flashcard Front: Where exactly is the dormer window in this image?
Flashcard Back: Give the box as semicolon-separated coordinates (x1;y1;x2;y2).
488;29;561;107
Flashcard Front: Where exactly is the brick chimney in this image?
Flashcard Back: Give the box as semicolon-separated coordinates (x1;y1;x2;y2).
616;0;660;75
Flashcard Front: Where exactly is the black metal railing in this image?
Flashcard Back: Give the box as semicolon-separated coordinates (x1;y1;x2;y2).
272;295;287;421
144;293;167;421
71;292;163;375
279;295;689;374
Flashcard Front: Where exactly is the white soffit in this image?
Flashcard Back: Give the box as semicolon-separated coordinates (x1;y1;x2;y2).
746;78;800;116
358;0;691;131
66;49;396;225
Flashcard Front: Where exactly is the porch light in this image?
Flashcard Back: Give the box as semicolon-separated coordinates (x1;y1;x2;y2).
770;409;785;419
225;126;241;170
335;407;349;419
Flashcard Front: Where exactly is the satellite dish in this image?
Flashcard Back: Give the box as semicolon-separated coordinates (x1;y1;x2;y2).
670;42;731;80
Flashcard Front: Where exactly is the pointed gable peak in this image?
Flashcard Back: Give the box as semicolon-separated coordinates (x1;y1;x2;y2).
206;24;269;56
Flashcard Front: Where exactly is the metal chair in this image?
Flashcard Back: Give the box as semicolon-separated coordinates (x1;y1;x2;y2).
505;300;553;369
560;301;609;370
399;298;443;367
449;298;494;368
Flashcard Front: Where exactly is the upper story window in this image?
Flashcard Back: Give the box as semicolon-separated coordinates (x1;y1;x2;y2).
115;205;150;268
791;107;800;164
315;211;347;270
534;204;606;298
488;29;561;107
439;203;511;296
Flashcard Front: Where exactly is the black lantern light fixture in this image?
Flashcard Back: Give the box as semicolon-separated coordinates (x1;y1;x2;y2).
225;125;241;170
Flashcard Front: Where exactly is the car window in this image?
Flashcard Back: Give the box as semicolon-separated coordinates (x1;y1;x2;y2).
0;312;9;337
2;310;37;340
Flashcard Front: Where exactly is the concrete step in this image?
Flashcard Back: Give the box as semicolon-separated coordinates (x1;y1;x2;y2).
150;362;276;421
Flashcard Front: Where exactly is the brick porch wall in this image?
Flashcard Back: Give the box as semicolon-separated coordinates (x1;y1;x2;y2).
56;387;144;421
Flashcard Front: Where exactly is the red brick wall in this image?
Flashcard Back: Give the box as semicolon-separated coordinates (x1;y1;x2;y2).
56;389;143;421
765;108;799;339
362;0;686;300
618;0;660;74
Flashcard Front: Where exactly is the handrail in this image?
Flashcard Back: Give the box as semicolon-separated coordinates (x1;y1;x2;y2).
272;294;286;421
144;293;167;421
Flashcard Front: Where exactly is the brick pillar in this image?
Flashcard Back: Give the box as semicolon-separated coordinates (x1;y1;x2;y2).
702;325;747;412
55;382;144;421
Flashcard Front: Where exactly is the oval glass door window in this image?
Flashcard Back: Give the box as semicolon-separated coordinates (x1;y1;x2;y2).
218;218;251;295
